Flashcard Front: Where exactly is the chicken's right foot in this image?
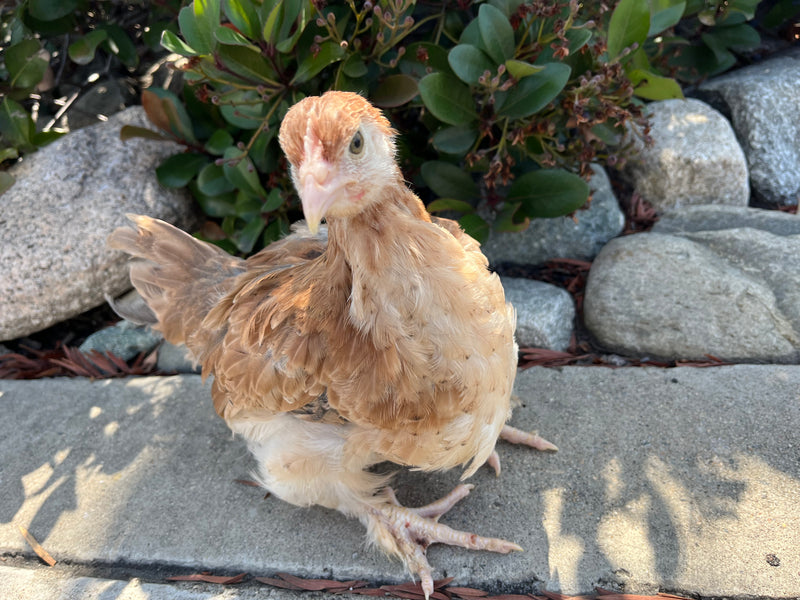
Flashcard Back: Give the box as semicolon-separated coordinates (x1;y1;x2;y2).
370;485;521;600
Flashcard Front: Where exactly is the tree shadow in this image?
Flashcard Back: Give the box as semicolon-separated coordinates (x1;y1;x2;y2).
1;366;798;599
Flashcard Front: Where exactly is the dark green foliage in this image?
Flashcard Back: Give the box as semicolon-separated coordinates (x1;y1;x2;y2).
0;0;181;193
134;0;656;250
3;0;796;251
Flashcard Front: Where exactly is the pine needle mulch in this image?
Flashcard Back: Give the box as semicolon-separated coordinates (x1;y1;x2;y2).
166;571;692;600
0;344;159;379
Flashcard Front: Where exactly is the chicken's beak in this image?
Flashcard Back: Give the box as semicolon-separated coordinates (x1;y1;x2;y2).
299;162;345;235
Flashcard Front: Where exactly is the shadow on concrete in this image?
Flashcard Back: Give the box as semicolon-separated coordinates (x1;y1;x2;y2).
1;367;798;598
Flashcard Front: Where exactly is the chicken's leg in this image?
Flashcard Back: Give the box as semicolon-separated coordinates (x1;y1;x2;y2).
364;484;521;599
235;414;521;600
486;424;558;476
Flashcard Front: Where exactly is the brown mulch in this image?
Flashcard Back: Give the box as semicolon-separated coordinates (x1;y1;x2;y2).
0;344;159;380
165;571;692;600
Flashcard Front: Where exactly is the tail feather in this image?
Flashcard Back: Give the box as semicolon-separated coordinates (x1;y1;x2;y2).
105;291;157;326
108;214;245;348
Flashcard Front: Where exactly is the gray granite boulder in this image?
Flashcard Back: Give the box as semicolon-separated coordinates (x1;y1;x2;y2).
482;164;623;266
698;50;800;205
654;204;800;236
79;320;162;361
0;106;200;341
79;319;199;374
501;277;574;351
584;206;800;362
623;98;749;211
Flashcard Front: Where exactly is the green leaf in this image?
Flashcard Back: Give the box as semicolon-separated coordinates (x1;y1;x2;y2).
342;53;368;78
215;24;254;46
628;69;684;100
119;125;169;142
372;74;419;108
191;182;237;217
263;216;290;245
704;24;760;51
494;201;530;233
607;0;650;61
725;0;759;21
405;42;453;74
0;147;19;162
426;198;476;214
648;0;686;36
5;39;49;90
248;128;278;173
261;2;284;45
418;73;477;126
508;169;589;218
448;44;495;85
478;3;515;64
0;98;35;150
421;161;479;201
432;125;478;155
27;0;77;21
218;44;276;82
504;59;545;79
233;215;265;254
764;0;800;28
161;29;197;56
459;18;485;50
701;32;734;64
204;129;234;155
156;153;208;188
262;188;284;212
31;130;64;146
144;21;174;50
68;30;108;65
291;42;346;85
220;94;268;129
458;213;490;244
222;0;260;38
101;24;138;68
536;28;592;63
275;0;311;54
496;62;571;120
197;162;236;195
178;0;221;55
222;147;267;198
0;172;15;196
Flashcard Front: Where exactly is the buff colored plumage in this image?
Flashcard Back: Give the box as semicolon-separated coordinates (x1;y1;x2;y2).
108;91;554;598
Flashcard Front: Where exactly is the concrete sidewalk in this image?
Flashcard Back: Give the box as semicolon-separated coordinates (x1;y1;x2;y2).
0;367;798;599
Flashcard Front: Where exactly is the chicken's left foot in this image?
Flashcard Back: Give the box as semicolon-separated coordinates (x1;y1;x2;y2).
500;424;558;452
484;425;557;476
372;484;522;599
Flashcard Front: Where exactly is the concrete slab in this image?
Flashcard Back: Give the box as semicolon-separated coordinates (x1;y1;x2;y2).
0;368;798;598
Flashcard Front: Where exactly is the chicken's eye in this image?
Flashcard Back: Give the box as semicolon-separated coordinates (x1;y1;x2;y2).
349;131;364;155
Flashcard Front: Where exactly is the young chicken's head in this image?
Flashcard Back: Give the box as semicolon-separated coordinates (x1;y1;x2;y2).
279;91;399;233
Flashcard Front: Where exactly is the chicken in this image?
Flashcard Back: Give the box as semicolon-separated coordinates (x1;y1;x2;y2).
108;91;555;597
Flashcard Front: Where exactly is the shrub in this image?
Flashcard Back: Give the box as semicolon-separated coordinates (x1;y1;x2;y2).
130;0;672;254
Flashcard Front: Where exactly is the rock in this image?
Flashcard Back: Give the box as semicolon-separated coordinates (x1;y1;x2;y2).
0;106;200;342
584;233;799;362
501;277;575;351
622;98;749;211
157;342;200;374
653;204;800;236
79;320;162;361
482;164;624;266
697;50;800;205
682;228;800;330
